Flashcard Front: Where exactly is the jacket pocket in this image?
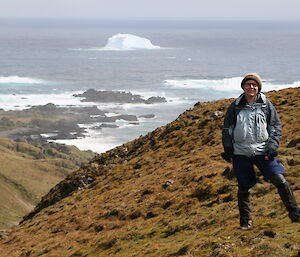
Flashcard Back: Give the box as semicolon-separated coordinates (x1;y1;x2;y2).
233;123;247;142
256;112;269;142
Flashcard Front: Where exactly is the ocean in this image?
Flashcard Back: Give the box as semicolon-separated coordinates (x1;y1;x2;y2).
0;19;299;153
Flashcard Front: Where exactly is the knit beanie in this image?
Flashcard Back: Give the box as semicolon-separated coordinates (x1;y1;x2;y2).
241;73;263;92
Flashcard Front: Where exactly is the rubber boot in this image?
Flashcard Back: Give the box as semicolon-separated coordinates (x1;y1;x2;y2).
277;182;300;222
270;174;300;222
238;187;252;228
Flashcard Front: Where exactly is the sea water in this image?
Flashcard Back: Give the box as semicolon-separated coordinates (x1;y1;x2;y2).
0;20;299;153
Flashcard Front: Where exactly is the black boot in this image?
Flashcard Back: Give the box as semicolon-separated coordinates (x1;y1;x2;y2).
238;187;252;229
277;182;300;222
270;174;300;222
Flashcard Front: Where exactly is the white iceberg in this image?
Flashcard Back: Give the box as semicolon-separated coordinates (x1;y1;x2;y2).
102;33;160;51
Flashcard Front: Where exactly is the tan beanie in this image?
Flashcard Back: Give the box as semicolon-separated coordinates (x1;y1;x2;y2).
241;73;263;92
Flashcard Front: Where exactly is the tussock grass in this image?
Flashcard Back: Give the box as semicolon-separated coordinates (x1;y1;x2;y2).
0;88;299;256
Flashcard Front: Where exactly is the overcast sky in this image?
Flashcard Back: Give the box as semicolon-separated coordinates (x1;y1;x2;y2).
1;0;300;20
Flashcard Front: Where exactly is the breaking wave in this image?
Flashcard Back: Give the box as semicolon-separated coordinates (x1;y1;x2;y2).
164;77;300;92
0;75;49;84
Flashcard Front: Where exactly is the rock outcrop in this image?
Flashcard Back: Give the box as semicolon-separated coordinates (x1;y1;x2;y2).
73;89;167;104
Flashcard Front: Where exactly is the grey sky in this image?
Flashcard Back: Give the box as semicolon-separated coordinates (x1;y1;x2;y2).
1;0;300;20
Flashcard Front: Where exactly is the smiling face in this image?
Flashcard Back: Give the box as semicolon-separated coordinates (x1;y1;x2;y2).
243;79;259;100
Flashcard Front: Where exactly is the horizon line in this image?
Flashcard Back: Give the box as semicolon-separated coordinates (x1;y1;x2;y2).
1;18;300;28
1;17;300;22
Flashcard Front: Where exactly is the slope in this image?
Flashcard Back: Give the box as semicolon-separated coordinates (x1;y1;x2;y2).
0;139;95;229
0;88;299;257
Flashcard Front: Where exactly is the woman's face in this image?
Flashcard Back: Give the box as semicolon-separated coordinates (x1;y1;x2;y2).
243;79;259;98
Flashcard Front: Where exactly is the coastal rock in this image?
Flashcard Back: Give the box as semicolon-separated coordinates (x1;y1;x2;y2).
92;115;138;122
26;103;57;113
73;89;167;104
114;114;138;121
139;114;155;118
145;96;167;104
67;106;106;116
1;103;142;143
93;124;119;129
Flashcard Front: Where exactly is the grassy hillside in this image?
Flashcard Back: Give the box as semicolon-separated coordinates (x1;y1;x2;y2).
0;88;299;257
0;139;96;229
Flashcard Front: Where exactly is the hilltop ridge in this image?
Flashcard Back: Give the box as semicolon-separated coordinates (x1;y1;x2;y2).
0;87;299;257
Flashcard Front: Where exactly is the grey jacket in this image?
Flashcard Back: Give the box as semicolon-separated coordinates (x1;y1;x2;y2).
222;93;282;157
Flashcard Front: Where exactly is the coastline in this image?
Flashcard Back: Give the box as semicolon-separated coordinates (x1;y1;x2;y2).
0;89;189;153
1;81;299;153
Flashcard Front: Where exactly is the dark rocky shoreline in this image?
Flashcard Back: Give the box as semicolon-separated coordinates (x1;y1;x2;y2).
0;89;164;144
73;89;167;104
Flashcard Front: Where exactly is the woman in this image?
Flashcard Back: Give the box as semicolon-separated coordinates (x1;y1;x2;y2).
221;73;300;229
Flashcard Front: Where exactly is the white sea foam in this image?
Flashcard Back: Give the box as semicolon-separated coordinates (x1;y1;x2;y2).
106;112;121;117
100;33;161;51
0;91;90;111
54;136;121;153
164;77;300;92
0;76;49;84
40;133;58;138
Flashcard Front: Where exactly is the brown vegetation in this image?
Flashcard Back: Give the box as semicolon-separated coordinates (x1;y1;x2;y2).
0;139;96;229
0;88;299;257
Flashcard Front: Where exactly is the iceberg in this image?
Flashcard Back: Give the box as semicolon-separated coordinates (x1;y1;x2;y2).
102;33;160;51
